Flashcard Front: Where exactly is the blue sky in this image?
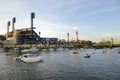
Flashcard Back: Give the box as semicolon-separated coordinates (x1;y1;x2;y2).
0;0;120;43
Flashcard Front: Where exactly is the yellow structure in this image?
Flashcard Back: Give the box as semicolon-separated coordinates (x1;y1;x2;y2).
110;38;114;46
6;29;21;45
99;39;110;44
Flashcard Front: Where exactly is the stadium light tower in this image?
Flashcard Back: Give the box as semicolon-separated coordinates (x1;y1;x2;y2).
39;31;41;37
30;12;35;44
7;21;10;38
67;33;69;42
31;12;35;30
76;31;78;42
12;17;16;31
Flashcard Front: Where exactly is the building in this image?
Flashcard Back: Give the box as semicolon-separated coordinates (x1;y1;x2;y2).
6;20;41;45
78;40;92;45
40;38;58;45
5;13;58;46
99;39;110;44
6;13;41;45
110;38;114;45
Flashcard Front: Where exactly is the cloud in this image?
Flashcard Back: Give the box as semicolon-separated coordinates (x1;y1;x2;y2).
99;32;120;38
37;0;84;9
34;21;73;38
34;20;100;40
80;7;120;17
37;21;70;30
72;26;80;30
34;21;95;40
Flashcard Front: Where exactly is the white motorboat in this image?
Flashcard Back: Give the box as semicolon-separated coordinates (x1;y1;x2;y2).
90;51;95;54
21;54;43;62
84;54;91;58
20;47;42;62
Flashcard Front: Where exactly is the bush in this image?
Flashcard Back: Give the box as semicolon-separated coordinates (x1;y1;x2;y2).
74;44;84;48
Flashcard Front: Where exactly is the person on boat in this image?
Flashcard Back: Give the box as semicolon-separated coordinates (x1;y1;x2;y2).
34;52;38;56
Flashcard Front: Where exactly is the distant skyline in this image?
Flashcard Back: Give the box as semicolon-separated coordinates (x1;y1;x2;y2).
0;0;120;43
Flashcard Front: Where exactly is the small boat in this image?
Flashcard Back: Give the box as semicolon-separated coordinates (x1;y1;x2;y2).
73;51;78;54
20;47;42;62
6;53;13;56
90;51;95;54
117;49;120;54
14;48;19;51
0;48;4;52
72;49;78;54
118;51;120;53
21;54;43;62
84;54;91;58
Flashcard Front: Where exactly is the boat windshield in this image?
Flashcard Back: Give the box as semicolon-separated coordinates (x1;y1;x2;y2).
23;54;34;57
29;55;34;57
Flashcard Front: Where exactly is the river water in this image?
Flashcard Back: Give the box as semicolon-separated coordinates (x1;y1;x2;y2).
0;48;120;80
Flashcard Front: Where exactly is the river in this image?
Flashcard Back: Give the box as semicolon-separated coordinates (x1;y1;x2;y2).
0;48;120;80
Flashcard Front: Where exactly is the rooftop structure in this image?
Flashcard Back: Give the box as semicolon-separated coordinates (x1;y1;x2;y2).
6;12;40;44
5;12;58;45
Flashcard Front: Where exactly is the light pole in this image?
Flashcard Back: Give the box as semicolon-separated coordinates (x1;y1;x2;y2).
67;33;70;47
67;33;69;42
39;31;41;37
12;17;16;32
7;21;10;39
30;12;35;45
76;31;78;42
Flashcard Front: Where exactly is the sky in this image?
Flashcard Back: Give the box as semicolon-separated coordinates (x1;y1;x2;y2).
0;0;120;43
